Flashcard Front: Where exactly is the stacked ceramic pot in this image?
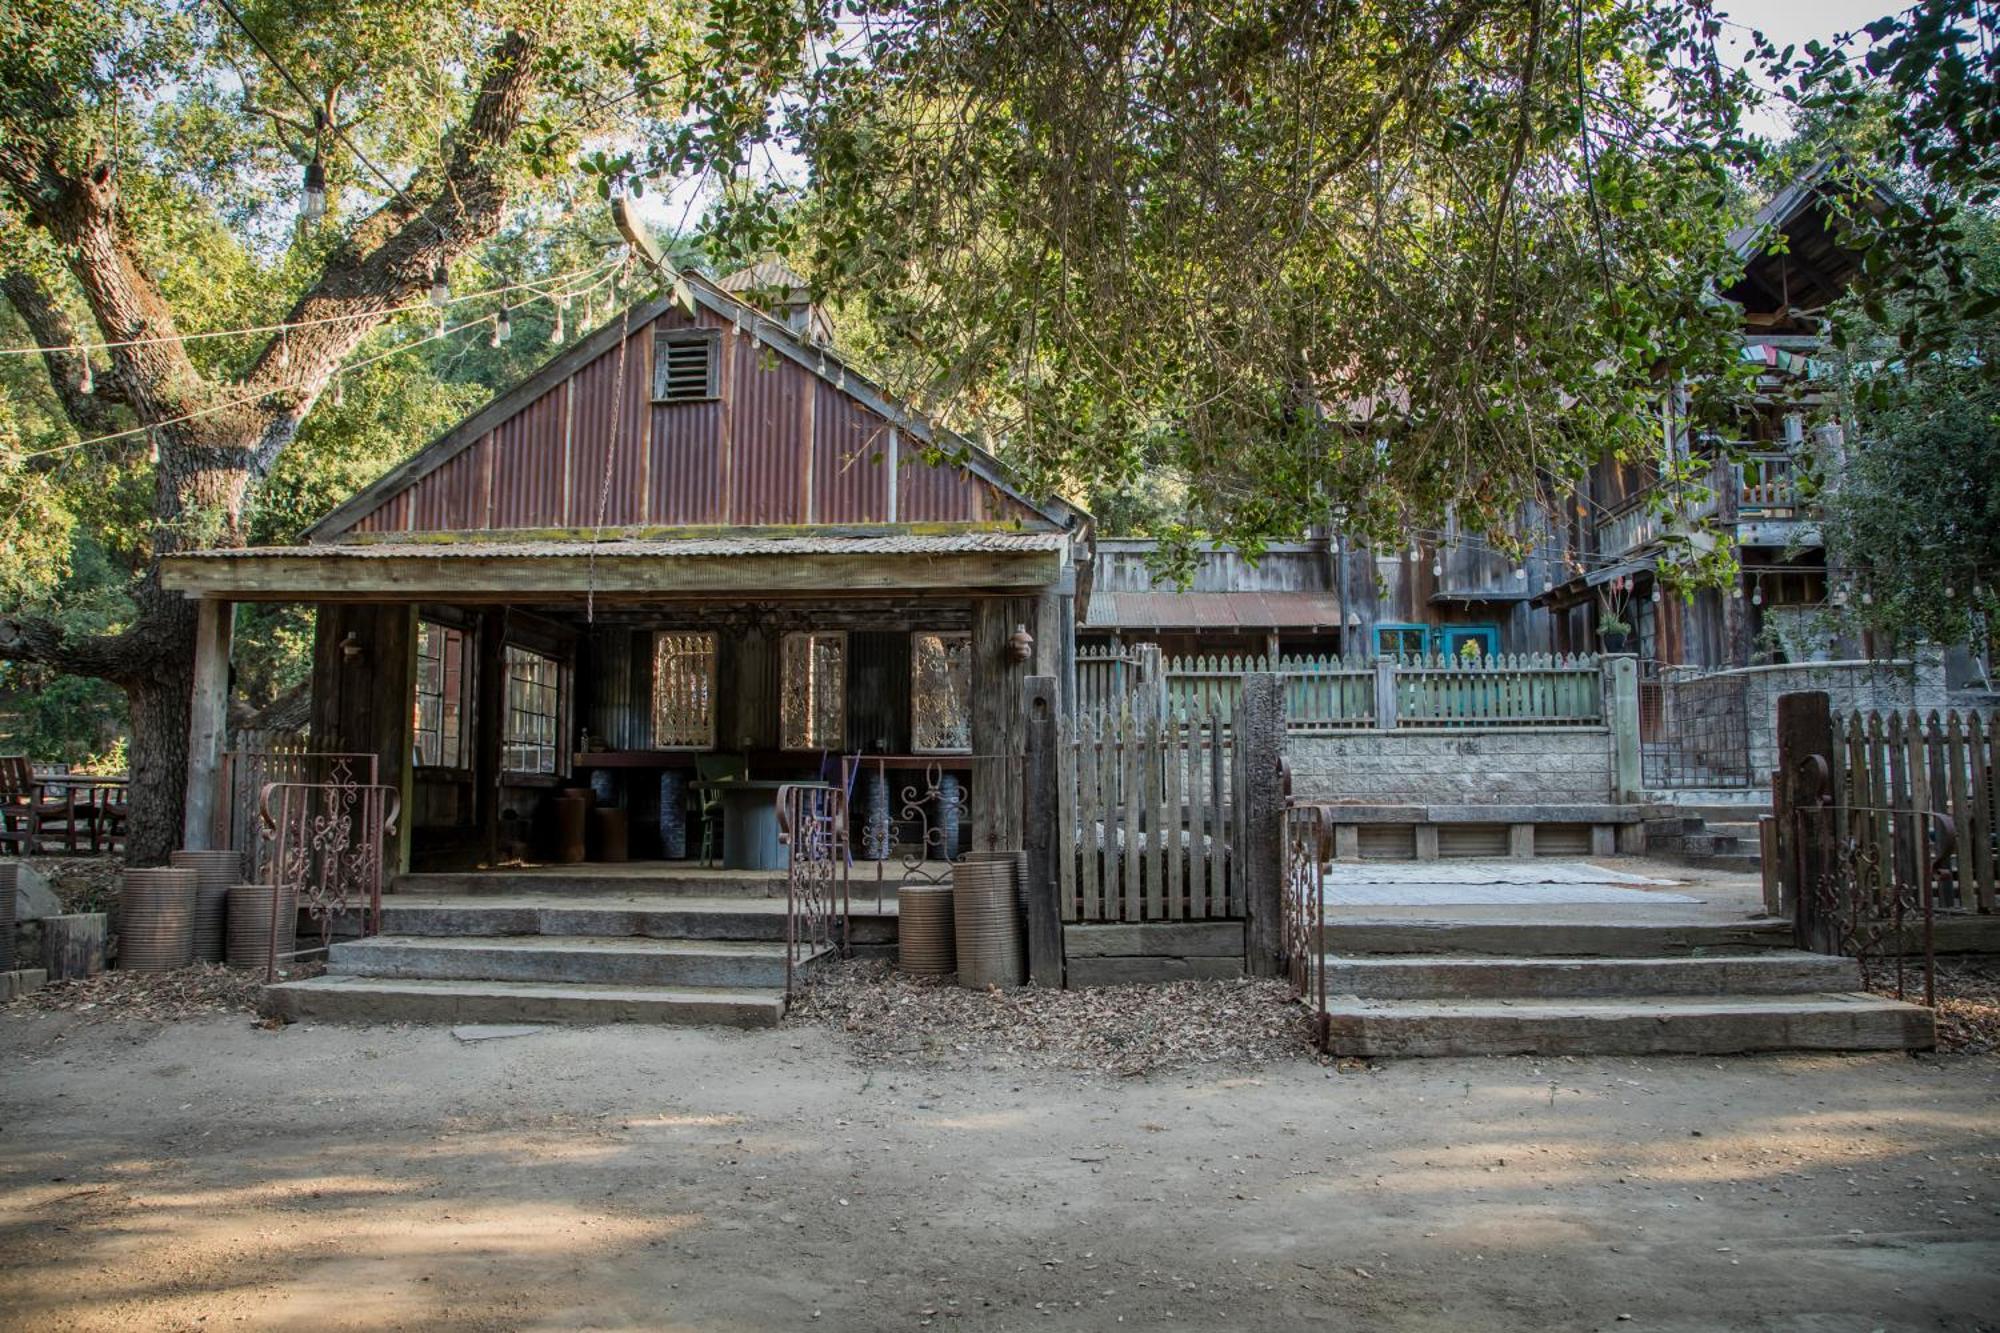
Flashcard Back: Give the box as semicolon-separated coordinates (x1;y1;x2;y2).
226;881;298;973
950;858;1024;988
118;867;198;972
168;849;242;964
0;862;16;973
896;884;955;976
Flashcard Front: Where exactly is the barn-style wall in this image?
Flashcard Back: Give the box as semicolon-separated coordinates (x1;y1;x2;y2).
344;304;1037;536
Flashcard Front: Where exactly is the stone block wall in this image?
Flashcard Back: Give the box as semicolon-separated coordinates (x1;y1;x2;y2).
1677;653;1947;781
1286;727;1616;804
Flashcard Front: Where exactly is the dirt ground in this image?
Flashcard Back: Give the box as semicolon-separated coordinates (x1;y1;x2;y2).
2;1006;1997;1333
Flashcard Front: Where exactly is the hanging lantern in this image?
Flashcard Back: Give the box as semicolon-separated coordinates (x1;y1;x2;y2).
428;262;451;307
300;152;327;225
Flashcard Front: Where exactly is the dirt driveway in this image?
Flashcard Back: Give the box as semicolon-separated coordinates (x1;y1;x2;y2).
2;1009;1996;1332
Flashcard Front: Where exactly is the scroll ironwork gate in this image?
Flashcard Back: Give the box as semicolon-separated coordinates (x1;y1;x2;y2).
779;782;850;994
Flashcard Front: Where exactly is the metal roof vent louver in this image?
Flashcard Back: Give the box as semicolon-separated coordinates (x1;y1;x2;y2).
653;330;719;402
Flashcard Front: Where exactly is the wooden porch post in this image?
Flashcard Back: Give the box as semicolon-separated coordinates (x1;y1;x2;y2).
1239;673;1287;978
971;596;1031;851
1022;675;1064;986
474;609;507;865
181;597;234;851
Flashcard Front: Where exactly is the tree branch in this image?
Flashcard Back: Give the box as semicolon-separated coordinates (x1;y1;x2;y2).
0;266;134;442
0;612;162;683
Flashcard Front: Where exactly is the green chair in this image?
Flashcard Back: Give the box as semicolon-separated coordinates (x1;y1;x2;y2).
693;754;749;866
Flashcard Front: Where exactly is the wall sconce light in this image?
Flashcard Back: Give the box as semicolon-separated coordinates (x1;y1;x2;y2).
1008;624;1034;663
339;630;366;666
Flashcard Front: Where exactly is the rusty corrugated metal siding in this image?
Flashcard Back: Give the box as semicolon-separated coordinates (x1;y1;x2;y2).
334;300;1050;534
812;379;891;522
491;384;570;529
569;323;653;527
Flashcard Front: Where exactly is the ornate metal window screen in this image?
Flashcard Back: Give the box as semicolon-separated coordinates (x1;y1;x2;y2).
651;631;717;749
414;621;470;768
780;631;846;750
910;631;973;753
503;645;562;774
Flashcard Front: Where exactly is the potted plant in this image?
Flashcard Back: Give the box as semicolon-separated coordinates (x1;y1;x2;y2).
1597;578;1635;653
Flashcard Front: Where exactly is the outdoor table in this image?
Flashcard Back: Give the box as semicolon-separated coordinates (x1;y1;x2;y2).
710;778;831;872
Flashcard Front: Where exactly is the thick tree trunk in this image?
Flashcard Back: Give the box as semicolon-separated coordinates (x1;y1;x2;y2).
123;605;199;866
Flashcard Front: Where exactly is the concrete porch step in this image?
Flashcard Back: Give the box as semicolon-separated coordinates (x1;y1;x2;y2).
1325;918;1793;957
1322;951;1859;1000
262;975;786;1028
330;934;811;989
378;894;897;947
1324;992;1935;1057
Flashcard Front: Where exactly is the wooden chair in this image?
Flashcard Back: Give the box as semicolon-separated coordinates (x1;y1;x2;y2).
692;754;750;866
1;756;79;853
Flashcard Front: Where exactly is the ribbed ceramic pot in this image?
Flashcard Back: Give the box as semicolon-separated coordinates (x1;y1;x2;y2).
226;882;297;972
0;862;16;973
950;863;1024;988
896;884;956;975
118;867;197;972
170;850;243;964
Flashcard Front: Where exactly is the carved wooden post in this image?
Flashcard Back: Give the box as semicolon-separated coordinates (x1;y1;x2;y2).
1777;690;1834;949
1604;653;1641;803
1022;676;1064;987
1239;673;1286;977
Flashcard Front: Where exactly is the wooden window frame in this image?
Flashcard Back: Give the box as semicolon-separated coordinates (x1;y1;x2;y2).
779;630;847;752
501;643;567;780
414;620;473;771
651;328;722;403
910;630;973;755
650;630;718;751
1374;622;1431;660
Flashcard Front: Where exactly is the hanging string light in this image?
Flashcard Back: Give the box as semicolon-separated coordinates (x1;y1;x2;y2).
1513;564;1528;582
489;306;510;348
429;263;451;308
1752;577;1764;607
551;298;565;343
331;377;345;407
274;331;290;369
76;359;92;396
147;431;160;464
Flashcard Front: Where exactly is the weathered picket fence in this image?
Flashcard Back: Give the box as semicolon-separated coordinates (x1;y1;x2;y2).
1826;708;1998;914
1165;654;1376;731
1393;652;1603;728
1055;701;1242;922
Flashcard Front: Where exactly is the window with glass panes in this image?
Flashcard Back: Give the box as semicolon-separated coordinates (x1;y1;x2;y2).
503;645;562;774
414;621;470;767
780;631;845;750
910;632;972;752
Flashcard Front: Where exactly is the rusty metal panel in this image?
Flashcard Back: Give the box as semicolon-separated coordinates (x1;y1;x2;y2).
727;327;806;524
569;319;653;528
812;379;891;522
490;382;570;529
408;441;485;531
897;447;982;523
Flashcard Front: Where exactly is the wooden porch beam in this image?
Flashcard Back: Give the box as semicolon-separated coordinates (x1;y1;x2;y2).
160;550;1065;601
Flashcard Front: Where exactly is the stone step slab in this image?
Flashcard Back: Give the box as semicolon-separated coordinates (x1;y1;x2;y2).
1326;919;1792;957
262;975;786;1028
378;896;897;947
1324;992;1935;1057
1321;951;1859;1000
330;934;809;989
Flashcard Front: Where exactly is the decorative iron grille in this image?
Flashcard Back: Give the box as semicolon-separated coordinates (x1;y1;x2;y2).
780;631;846;750
911;632;973;752
255;773;400;981
651;631;717;748
779;782;849;993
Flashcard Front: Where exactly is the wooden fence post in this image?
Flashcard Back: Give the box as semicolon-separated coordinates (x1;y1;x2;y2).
1604;654;1641;802
1022;676;1064;987
1373;657;1398;730
1776;690;1834;949
182;597;235;852
1240;673;1286;977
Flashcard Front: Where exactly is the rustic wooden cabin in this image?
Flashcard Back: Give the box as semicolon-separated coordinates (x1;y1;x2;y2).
162;270;1086;877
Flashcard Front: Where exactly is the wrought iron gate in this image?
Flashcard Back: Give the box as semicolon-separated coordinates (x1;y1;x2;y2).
779;782;850;994
254;774;400;980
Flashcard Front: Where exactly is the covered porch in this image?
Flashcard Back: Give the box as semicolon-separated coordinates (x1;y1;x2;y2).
162;529;1077;881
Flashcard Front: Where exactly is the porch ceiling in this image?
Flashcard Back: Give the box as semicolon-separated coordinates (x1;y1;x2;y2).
1081;589;1342;630
160;531;1069;602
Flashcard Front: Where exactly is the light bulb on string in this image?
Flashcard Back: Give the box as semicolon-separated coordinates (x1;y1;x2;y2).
1650;586;1662;604
1432;561;1443;578
300;152;327;226
429;263;451;308
1731;582;1743;600
551;302;564;342
147;432;160;464
1861;589;1873;606
275;333;290;370
1513;565;1527;582
76;359;92;396
331;377;345;408
494;305;512;345
1752;580;1764;606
